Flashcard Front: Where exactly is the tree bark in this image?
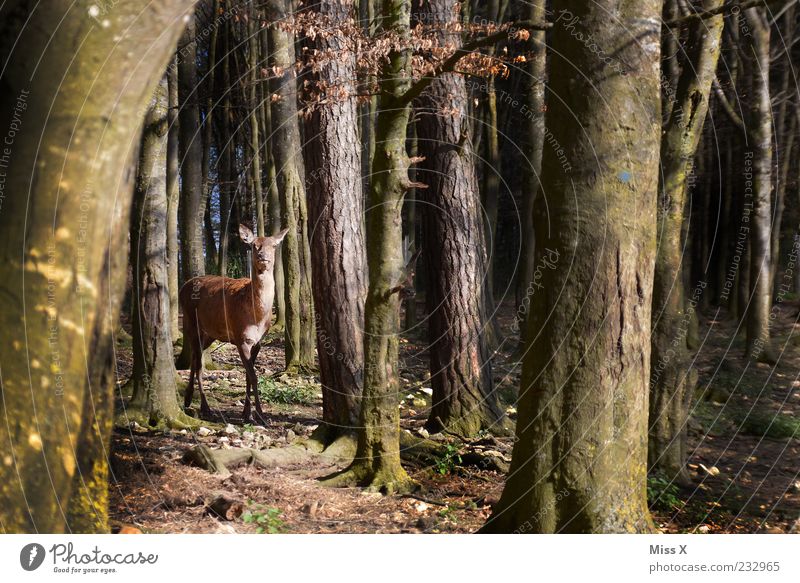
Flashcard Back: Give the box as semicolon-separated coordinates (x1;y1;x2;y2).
65;151;132;533
303;0;367;438
266;0;316;372
743;8;774;362
167;56;182;340
248;3;266;237
176;13;207;369
648;0;724;484
483;0;660;533
0;0;195;534
415;0;503;437
322;0;415;494
128;78;196;429
516;0;546;348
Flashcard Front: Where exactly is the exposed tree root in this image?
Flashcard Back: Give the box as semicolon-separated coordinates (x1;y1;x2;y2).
117;407;202;431
320;462;417;495
183;430;508;494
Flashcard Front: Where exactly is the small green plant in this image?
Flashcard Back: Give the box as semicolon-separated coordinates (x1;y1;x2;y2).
258;377;316;405
434;444;462;475
242;503;286;534
647;475;681;512
242;423;255;433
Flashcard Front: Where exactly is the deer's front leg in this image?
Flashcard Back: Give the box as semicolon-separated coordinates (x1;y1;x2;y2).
250;342;264;416
237;344;254;423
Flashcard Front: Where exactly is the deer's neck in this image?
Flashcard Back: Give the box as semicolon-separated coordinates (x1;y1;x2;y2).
250;269;275;322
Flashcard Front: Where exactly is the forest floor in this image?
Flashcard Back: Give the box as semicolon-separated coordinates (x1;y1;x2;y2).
108;301;800;534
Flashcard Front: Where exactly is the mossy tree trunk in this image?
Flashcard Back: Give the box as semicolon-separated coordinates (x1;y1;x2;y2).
128;78;196;430
649;0;724;484
65;151;132;533
0;0;196;533
415;0;502;438
303;0;367;439
323;0;415;494
266;0;316;372
482;0;660;533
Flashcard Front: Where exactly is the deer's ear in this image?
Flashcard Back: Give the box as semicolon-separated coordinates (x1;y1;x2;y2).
239;224;255;244
272;228;289;246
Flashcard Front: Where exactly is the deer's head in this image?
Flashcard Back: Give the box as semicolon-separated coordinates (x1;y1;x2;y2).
239;224;289;275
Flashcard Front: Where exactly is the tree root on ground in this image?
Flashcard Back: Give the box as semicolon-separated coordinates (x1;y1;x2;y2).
320;463;418;495
116;407;202;431
182;430;510;486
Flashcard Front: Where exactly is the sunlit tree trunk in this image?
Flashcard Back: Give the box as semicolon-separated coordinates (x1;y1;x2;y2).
0;0;195;534
266;0;316;372
127;78;196;430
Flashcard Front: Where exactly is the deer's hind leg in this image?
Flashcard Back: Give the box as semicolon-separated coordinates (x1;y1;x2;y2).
195;334;214;418
183;311;199;410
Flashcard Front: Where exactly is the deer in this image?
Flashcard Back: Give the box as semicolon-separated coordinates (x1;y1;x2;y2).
179;224;288;423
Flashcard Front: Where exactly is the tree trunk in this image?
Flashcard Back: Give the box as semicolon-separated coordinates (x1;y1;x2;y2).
415;0;503;438
744;8;774;362
176;13;207;369
128;78;196;429
167;56;182;340
266;0;316;372
322;0;415;494
483;0;660;533
0;0;195;534
303;0;367;439
769;6;796;297
516;0;546;348
648;0;724;484
260;22;287;329
66;153;132;533
248;4;266;237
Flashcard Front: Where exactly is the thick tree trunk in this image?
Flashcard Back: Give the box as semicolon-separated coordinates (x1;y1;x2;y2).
415;0;502;438
128;78;196;429
0;0;195;534
744;8;774;362
266;0;316;371
483;0;660;533
303;0;367;438
322;0;415;494
648;0;724;484
66;156;132;533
